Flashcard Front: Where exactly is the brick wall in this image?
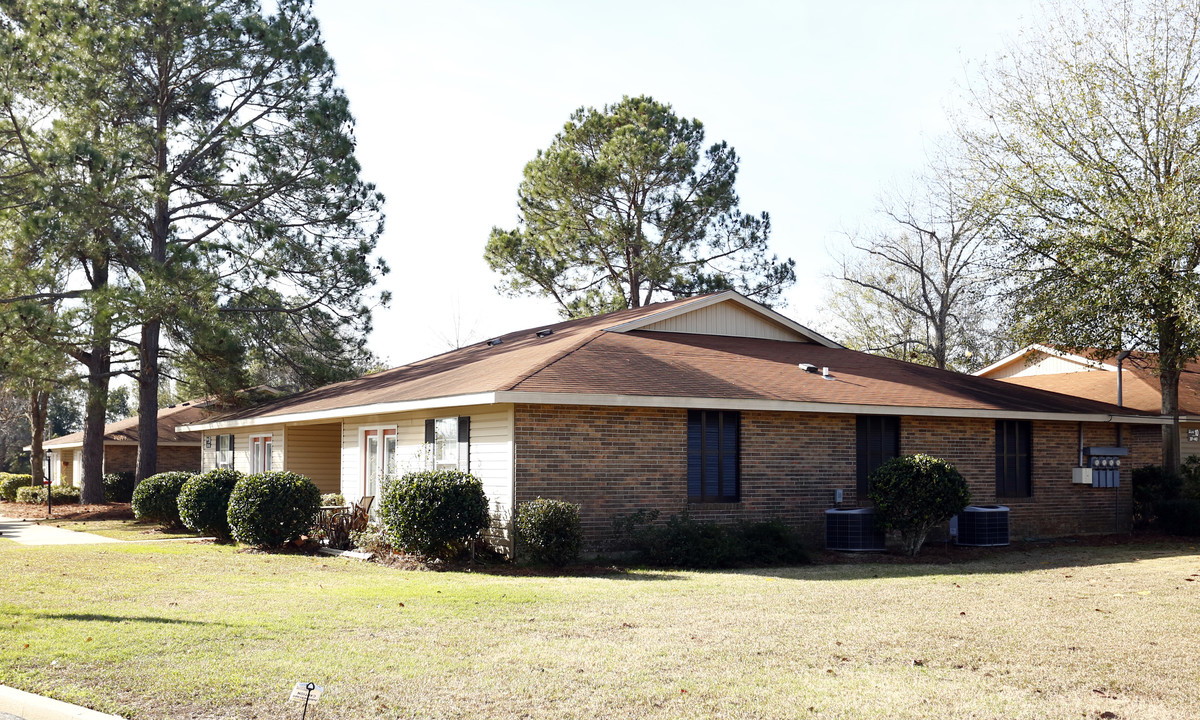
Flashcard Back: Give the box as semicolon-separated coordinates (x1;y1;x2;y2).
104;445;137;473
101;444;200;475
513;404;1155;550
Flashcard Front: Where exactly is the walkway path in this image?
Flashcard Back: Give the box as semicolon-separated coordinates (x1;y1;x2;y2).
0;517;121;545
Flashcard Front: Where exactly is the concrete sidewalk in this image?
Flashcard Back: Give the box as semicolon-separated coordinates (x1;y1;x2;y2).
0;686;125;720
0;517;121;545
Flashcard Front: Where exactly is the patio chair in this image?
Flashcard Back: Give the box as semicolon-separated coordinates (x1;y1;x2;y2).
348;495;374;533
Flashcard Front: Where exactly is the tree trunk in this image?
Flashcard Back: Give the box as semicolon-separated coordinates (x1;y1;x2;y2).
78;252;111;505
135;318;160;483
1158;317;1183;472
79;343;109;504
26;388;48;487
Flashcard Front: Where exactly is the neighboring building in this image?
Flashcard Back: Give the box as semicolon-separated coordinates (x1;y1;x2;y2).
41;401;210;485
974;345;1200;455
181;292;1169;552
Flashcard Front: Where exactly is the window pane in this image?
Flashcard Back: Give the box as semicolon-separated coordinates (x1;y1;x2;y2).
435;418;458;468
264;439;272;471
365;433;379;496
384;434;397;478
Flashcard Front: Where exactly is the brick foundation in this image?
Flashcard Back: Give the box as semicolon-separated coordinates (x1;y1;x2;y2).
513;404;1153;550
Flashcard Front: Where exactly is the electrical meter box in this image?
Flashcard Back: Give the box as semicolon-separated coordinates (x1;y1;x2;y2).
1080;446;1127;488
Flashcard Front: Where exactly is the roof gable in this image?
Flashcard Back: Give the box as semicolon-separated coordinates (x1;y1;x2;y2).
974;344;1115;380
605;292;840;346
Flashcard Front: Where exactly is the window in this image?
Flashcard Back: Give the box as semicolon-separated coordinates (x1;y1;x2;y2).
1189;428;1199;443
424;417;470;472
250;435;273;474
996;420;1032;498
363;427;397;497
687;410;739;502
215;434;234;470
857;415;900;499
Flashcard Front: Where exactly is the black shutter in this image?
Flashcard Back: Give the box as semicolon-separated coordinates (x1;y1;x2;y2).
457;416;470;472
424;419;435;444
857;416;899;500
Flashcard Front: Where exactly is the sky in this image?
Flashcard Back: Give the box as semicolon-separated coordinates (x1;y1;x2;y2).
308;0;1038;367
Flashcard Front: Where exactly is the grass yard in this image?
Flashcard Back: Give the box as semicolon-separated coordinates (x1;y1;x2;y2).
1;539;1199;719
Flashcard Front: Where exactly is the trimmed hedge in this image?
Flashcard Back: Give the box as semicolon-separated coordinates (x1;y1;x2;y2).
868;454;970;557
227;471;321;548
178;469;243;540
379;470;490;559
131;471;195;528
15;485;80;505
103;472;137;503
1154;498;1200;536
1;473;34;501
515;498;583;566
515;498;582;565
615;511;809;568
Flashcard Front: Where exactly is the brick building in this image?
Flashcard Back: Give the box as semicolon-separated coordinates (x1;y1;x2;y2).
42;401;208;485
182;292;1168;553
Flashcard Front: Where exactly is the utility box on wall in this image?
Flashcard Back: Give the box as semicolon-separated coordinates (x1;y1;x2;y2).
1079;446;1128;488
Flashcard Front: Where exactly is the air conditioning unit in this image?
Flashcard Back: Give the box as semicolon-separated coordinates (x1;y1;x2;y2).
825;507;887;552
955;505;1010;547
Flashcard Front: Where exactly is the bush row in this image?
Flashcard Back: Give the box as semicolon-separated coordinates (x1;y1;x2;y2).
613;510;809;568
1133;459;1200;535
0;473;34;501
131;469;320;547
15;485;80;505
104;471;137;503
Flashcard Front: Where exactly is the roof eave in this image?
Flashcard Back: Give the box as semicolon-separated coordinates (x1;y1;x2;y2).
177;389;1170;430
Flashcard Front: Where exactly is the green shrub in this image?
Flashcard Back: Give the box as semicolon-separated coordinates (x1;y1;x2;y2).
321;492;346;507
868;454;970;557
614;510;809;568
178;469;243;540
0;473;34;501
1154;498;1200;536
103;472;137;503
350;524;393;557
515;498;583;566
15;485;80;505
227;471;321;548
378;470;490;559
131;471;195;528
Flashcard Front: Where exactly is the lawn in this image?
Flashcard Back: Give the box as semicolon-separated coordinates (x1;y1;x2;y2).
2;539;1199;720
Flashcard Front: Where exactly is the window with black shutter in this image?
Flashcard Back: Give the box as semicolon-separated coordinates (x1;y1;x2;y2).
687;410;739;502
995;420;1032;497
857;415;900;499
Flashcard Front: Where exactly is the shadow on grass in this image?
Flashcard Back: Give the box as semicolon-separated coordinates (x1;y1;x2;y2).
736;536;1200;581
32;612;221;626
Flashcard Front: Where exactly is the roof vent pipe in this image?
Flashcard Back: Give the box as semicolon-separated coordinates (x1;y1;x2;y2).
1115;350;1132;407
822;367;830;378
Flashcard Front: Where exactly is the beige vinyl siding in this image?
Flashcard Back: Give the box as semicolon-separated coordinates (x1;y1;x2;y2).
284;422;341;493
640;300;807;342
200;426;285;474
341;404;515;549
988;352;1109;379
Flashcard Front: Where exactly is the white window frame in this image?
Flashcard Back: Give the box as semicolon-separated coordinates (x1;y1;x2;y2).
360;425;397;498
250;434;274;474
432;417;459;471
215;434;235;470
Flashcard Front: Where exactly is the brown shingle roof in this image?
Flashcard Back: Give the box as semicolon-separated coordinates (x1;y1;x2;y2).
188;294;1162;428
998;354;1200;416
43;401;210;448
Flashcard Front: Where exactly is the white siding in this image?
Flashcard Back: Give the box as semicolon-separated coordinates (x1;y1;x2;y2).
988;351;1110;379
341;404;515;548
639;300;808;341
200;426;286;474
